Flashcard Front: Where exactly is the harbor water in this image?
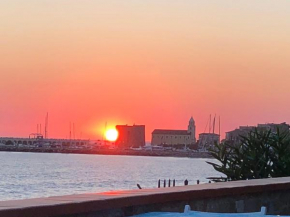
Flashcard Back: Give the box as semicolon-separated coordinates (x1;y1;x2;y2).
0;152;221;201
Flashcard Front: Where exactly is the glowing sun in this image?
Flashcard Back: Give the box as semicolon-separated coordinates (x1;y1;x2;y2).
105;129;118;141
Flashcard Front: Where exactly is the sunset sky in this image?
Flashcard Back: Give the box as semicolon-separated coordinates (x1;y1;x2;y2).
1;0;290;141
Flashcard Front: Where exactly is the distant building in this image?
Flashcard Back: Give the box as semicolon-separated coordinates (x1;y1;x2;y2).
115;125;145;148
225;122;290;143
151;117;196;146
225;126;256;143
198;133;220;150
257;123;290;133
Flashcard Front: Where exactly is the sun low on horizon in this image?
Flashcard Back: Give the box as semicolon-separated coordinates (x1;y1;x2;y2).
105;129;119;142
0;0;290;141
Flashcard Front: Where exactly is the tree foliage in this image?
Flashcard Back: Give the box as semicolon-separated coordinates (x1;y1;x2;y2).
207;128;290;181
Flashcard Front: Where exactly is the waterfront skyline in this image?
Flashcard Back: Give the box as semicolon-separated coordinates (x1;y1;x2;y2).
1;1;290;140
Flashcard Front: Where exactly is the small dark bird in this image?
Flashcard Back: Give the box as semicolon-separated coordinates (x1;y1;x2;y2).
137;184;142;189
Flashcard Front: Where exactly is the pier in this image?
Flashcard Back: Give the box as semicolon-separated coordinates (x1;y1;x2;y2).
0;137;90;148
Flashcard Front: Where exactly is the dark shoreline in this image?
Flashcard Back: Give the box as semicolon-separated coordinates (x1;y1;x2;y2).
0;147;212;158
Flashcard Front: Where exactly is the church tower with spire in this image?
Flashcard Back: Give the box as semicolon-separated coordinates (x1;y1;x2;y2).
151;116;197;146
187;117;196;143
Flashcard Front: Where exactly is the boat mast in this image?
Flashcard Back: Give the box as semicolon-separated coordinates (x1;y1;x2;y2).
73;123;75;140
44;112;48;139
219;116;221;136
213;114;216;134
209;114;211;134
69;122;72;140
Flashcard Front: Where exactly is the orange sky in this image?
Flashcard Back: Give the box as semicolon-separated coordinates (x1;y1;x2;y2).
0;1;290;141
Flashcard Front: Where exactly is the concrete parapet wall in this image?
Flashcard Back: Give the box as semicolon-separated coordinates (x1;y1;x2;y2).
1;177;290;217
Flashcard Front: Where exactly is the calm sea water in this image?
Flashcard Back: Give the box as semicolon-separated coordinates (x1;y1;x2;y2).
0;152;220;201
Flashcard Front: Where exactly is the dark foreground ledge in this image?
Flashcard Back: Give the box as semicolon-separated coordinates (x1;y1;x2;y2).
1;177;290;217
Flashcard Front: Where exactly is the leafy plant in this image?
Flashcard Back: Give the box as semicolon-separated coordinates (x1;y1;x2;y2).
207;128;290;181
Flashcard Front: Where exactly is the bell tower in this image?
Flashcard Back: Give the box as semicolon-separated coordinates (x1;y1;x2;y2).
187;117;196;143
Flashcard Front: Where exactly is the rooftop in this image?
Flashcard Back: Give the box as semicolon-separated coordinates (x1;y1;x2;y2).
152;129;190;135
199;133;220;136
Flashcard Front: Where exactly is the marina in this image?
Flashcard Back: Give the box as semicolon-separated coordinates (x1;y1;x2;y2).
0;133;212;158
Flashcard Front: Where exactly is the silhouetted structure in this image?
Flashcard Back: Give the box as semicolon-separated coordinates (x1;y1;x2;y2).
151;117;196;146
198;133;220;150
226;122;290;144
115;125;145;148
